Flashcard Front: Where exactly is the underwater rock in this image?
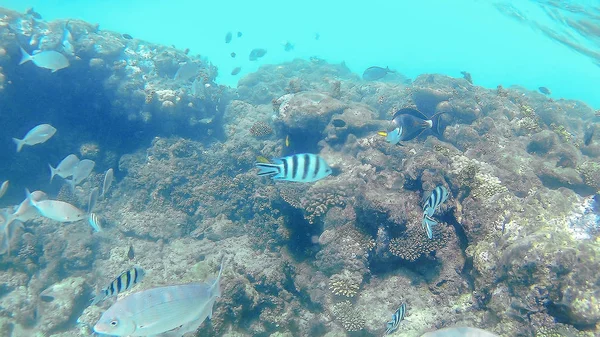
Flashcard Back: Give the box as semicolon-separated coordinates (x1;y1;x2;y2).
274;91;346;131
324;103;381;145
37;276;86;334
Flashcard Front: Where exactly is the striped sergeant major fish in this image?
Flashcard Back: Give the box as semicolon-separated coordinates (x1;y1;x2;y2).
422;185;449;239
91;266;145;305
384;302;406;335
255;153;332;183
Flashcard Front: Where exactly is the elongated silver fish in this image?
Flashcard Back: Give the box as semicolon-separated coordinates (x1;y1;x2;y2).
88;187;99;214
102;168;114;198
421;327;500;337
94;259;223;336
174;62;199;81
91;266;145;305
13;124;57;152
385;302;406;335
88;212;103;232
49;154;80;182
0;180;8;199
19;47;69;72
255;153;332;183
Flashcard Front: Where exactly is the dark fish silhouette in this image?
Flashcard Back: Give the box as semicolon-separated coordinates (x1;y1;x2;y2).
230;52;236;58
249;48;267;61
122;34;133;40
225;32;232;44
378;108;444;145
584;127;595;146
25;8;42;19
283;41;294;52
128;244;135;260
237;31;243;38
461;71;473;84
231;67;241;75
314;32;320;40
539;86;551;95
362;66;395;81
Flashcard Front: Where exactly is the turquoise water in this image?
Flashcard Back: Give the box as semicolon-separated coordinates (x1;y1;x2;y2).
5;0;600;108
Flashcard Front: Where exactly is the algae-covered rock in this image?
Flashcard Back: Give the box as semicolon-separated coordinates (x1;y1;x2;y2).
275;91;346;131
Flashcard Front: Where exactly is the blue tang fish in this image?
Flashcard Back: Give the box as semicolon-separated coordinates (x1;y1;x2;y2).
94;259;224;336
378;108;444;145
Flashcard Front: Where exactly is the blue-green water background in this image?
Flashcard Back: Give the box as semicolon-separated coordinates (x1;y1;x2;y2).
4;0;600;108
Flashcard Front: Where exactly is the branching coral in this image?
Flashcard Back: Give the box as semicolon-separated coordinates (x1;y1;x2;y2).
389;226;449;261
331;301;365;331
301;191;346;224
329;270;362;298
451;155;508;200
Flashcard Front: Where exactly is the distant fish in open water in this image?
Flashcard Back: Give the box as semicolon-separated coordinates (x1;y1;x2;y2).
13;124;57;152
225;31;232;44
19;47;69;72
538;87;551;95
362;66;395;81
94;259;223;336
237;31;242;38
0;181;8;199
231;67;241;75
230;52;236;58
122;33;133;40
249;48;267;61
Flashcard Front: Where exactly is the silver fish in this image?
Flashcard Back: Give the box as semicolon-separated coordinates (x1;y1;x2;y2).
91;266;145;305
88;187;99;213
13;124;57;152
174;62;199;81
421;327;500;337
62;22;74;56
67;159;96;190
0;180;8;199
255;153;332;183
87;213;103;232
385;302;406;335
102;168;114;198
19;47;69;72
4;190;48;226
49;154;80;182
94;259;224;336
28;192;86;223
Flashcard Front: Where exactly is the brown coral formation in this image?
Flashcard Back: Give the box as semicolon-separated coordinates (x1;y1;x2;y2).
331;301;365;331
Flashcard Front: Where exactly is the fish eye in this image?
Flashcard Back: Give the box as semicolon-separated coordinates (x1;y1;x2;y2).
110;319;119;326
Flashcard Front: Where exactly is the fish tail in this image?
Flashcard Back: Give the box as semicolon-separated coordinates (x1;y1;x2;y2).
12;138;24;152
255;163;280;177
49;164;57;182
430;112;445;136
18;47;32;65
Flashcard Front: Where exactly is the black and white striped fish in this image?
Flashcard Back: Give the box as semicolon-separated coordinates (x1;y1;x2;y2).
91;266;145;305
88;213;103;232
422;186;449;239
255;153;332;183
385;302;406;335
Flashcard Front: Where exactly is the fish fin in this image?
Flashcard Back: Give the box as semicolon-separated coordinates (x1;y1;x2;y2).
377;131;388;137
430;112;446;136
18;47;32;65
12;138;24;152
255;163;280;177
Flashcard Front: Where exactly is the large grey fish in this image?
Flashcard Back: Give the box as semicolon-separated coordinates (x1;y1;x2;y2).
174;62;199;81
0;180;8;199
420;327;499;337
91;266;145;305
94;259;224;336
422;186;449;239
49;154;80;182
13;124;57;152
28;191;86;223
249;48;267;61
362;66;395;81
19;47;69;72
102;168;114;198
377;108;444;145
4;190;48;226
255;153;332;183
88;187;99;213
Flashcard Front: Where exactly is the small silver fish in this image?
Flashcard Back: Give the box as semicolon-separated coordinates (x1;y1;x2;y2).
102;168;114;198
13;124;57;152
67;159;95;190
88;187;99;214
0;180;8;199
94;259;223;336
5;190;48;226
88;213;103;232
49;154;80;182
91;266;145;305
19;47;69;72
385;302;406;335
62;22;74;56
174;62;199;81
